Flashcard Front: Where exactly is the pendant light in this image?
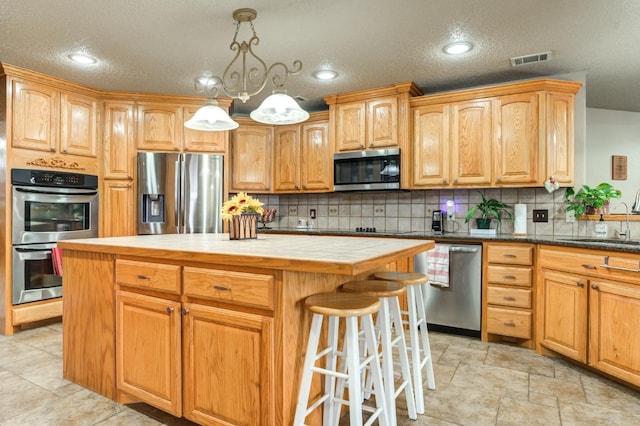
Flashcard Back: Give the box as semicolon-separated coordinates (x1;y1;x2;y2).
250;90;309;125
185;99;239;131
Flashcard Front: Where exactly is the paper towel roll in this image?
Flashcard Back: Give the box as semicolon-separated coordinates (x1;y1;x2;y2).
513;203;527;235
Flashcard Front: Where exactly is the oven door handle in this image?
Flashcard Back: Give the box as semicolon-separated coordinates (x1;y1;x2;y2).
14;187;98;196
14;248;52;261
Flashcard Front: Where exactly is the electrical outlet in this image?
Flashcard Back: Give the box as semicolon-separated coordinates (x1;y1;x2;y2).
288;206;298;216
328;207;338;216
374;206;385;217
533;209;549;223
566;209;576;223
310;209;316;219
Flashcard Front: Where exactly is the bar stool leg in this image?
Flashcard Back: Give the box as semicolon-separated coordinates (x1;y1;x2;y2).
294;314;323;426
406;284;425;414
324;315;340;424
361;313;389;426
415;285;436;391
345;316;364;426
378;298;396;426
388;296;417;420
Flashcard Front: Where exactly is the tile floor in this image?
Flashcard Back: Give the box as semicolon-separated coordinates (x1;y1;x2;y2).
1;321;639;425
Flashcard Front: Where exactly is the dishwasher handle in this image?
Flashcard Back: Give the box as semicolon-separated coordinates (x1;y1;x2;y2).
449;246;479;253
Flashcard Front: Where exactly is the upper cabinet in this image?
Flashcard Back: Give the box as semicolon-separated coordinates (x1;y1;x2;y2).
103;101;135;179
409;79;581;189
11;78;99;158
230;121;273;193
273;113;331;193
136;102;182;151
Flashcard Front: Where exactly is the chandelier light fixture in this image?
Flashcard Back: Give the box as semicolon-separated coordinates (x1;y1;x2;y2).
186;8;309;131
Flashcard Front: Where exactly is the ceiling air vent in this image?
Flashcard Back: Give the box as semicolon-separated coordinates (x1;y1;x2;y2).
510;51;552;67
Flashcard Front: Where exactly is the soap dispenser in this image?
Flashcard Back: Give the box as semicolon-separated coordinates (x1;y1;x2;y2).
595;214;608;238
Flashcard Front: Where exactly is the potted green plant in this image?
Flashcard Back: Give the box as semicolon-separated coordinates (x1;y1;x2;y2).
564;183;622;218
464;191;514;229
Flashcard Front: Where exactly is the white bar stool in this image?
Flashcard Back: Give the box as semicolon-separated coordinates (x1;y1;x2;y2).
294;292;389;426
373;271;436;415
341;280;417;426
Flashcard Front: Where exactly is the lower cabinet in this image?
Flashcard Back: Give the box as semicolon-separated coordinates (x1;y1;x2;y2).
116;265;275;425
537;246;640;387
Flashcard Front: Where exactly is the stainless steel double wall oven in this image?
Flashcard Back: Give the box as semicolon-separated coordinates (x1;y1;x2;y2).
11;169;99;304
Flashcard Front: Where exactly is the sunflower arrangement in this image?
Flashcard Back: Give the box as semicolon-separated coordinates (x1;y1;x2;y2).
221;192;264;221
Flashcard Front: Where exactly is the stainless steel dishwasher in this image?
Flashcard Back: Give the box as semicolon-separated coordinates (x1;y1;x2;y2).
414;243;482;336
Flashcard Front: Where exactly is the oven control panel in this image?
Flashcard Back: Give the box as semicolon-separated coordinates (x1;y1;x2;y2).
11;169;98;189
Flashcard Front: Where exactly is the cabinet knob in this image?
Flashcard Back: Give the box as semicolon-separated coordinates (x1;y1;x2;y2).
360;143;365;149
591;284;599;290
496;176;502;182
577;281;585;287
166;307;174;314
453;179;458;184
181;308;189;316
443;178;448;184
294;185;299;190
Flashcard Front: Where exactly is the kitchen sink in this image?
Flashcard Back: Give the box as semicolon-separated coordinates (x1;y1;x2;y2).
560;238;640;245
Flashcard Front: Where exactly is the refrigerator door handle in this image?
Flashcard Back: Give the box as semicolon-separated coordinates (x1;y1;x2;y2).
175;157;181;233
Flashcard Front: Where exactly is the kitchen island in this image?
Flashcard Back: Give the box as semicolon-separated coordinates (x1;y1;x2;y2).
58;233;433;426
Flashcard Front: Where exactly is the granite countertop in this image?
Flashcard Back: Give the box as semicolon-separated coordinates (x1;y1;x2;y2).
259;228;640;254
57;233;434;275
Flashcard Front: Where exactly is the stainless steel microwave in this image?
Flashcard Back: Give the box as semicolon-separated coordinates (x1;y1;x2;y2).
333;148;400;191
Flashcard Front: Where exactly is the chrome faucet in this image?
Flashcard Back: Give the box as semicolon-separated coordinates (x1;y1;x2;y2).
617;201;631;241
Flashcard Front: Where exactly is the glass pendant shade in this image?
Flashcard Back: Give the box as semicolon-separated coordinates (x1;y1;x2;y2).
185;100;239;131
250;93;309;125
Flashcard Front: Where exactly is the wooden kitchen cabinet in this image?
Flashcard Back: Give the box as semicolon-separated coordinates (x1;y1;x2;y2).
101;180;135;237
60;91;99;157
11;79;59;152
483;243;535;347
333;96;398;151
136;102;182;151
103;101;135;179
230;122;273;193
273;114;331;193
409;79;581;189
116;290;183;416
182;303;274;425
537;245;640;387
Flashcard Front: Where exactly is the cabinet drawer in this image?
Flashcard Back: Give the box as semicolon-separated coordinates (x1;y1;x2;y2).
486;265;532;287
183;267;275;310
486;245;533;265
116;259;181;294
487;286;532;308
486;307;531;339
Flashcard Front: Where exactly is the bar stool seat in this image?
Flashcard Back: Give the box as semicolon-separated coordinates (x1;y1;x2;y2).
341;280;417;426
372;271;435;415
294;292;389;426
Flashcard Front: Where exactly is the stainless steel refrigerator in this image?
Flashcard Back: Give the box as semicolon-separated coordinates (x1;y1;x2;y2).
137;152;224;235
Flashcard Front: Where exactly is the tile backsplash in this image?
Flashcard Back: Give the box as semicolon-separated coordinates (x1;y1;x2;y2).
257;188;638;239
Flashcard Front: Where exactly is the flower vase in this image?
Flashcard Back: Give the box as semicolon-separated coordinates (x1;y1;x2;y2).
229;213;260;240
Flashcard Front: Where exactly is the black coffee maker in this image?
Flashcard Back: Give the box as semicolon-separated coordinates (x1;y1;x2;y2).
431;210;446;235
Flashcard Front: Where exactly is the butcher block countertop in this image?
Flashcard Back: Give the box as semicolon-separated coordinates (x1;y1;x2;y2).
57;233;434;276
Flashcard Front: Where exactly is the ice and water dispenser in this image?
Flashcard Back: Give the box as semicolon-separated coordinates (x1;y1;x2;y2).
141;193;166;223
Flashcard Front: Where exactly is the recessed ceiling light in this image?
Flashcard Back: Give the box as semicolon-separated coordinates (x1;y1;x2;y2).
443;41;473;55
67;53;97;64
196;77;219;87
313;70;338;80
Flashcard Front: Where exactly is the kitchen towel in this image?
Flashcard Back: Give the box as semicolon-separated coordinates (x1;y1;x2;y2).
426;244;450;287
513;203;527;236
52;247;63;277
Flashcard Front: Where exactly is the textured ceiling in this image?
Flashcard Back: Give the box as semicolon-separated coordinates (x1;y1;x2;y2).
1;0;639;115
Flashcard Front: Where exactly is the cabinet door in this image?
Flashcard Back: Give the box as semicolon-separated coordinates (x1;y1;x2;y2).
273;125;301;192
545;92;575;185
411;104;450;187
59;91;98;157
116;290;182;416
230;125;273;192
103;102;135;179
137;103;181;151
367;96;398;149
102;180;135;237
182;303;274;426
301;120;332;191
11;79;59;152
183;105;227;152
335;102;366;151
589;279;640;387
451;99;492;185
494;93;539;185
539;270;587;362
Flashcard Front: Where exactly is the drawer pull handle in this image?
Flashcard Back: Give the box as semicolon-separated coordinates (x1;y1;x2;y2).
166;307;174;314
504;254;516;258
503;275;516;280
601;256;640;273
503;296;516;301
503;322;516;327
136;275;150;280
213;285;231;291
581;264;596;270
